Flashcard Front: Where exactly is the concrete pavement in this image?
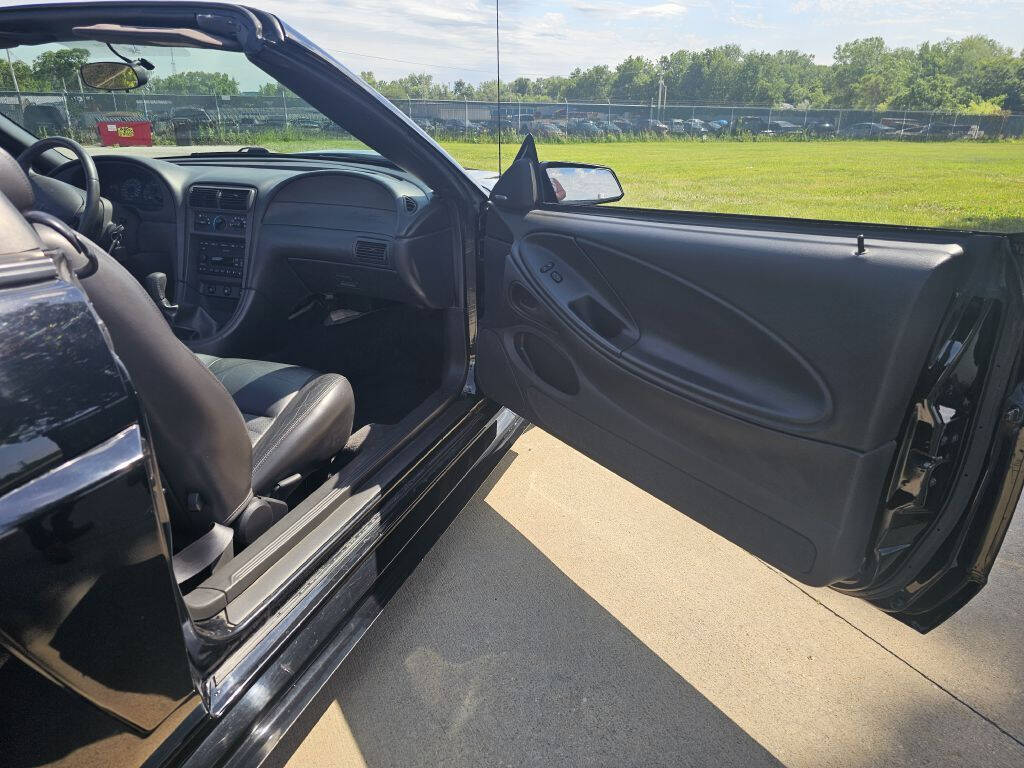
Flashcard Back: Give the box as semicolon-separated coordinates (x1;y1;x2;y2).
269;427;1024;768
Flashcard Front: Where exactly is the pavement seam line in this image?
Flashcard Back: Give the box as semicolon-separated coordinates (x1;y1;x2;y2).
765;564;1024;751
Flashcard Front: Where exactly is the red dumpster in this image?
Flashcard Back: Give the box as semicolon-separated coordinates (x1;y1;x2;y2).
96;119;153;147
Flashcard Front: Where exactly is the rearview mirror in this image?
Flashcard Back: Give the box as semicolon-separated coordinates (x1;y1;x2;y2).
542;163;623;205
80;61;148;91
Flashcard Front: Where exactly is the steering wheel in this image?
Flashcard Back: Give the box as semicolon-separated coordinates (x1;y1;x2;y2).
18;136;103;241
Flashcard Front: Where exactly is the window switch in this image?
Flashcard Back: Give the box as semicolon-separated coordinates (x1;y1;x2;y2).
540;261;554;273
550;271;562;283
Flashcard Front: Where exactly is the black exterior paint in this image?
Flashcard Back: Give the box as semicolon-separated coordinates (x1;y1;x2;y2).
0;275;197;736
0;279;134;494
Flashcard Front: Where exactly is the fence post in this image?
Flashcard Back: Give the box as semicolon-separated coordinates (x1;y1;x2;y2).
565;98;569;133
282;88;289;125
835;109;843;134
61;92;71;134
1000;113;1008;140
464;97;468;133
5;49;25;120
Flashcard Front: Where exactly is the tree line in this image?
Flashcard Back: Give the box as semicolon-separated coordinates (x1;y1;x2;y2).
4;36;1022;114
364;36;1024;114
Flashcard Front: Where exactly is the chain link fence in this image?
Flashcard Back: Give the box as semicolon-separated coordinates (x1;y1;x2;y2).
2;90;1022;145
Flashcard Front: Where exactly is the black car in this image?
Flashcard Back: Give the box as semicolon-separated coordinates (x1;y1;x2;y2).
805;119;837;137
838;121;894;138
731;115;775;135
2;4;1024;767
767;119;804;135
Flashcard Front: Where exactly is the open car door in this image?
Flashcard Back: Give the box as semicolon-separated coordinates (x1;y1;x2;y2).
475;138;1024;632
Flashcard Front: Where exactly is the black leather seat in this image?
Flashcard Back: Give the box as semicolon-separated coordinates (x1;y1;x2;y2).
0;147;354;548
195;355;354;495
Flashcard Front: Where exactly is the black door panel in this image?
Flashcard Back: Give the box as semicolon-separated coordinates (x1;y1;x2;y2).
479;205;1012;590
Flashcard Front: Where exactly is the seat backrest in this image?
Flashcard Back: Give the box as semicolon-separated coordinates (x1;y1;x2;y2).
0;148;253;529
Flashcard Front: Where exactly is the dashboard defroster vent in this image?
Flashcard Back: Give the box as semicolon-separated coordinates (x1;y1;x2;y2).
403;196;418;213
353;239;389;266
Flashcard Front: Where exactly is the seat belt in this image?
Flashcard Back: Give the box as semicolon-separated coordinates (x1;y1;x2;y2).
172;522;234;584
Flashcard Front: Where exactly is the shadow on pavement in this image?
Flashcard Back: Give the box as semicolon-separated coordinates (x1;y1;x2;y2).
266;453;782;768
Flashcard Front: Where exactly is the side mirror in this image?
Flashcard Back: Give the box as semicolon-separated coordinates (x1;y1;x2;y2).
80;61;149;92
541;163;623;205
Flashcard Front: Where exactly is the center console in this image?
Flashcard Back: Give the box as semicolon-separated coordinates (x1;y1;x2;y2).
186;184;256;305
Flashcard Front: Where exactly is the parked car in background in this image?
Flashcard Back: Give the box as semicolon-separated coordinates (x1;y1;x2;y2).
901;122;984;140
670;118;709;137
412;117;436;133
732;115;775;135
805;119;837;137
636;118;669;135
529;121;566;138
706;118;730;133
491;117;518;134
567;118;603;137
768;119;803;135
839;121;893;138
21;102;68;135
612;118;636;134
595;120;622;136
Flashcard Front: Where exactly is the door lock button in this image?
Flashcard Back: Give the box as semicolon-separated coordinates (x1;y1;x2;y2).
540;261;555;273
550;270;563;283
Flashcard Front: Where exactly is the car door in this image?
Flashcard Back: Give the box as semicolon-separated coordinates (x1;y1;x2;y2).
475;140;1024;632
0;208;198;735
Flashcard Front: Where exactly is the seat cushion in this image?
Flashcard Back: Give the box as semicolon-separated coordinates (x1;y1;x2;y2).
197;355;355;494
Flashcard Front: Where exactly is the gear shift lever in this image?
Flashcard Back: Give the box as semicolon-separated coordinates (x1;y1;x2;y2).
144;272;178;321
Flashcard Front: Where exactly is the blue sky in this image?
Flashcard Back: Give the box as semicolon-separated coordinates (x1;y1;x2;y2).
4;0;1023;86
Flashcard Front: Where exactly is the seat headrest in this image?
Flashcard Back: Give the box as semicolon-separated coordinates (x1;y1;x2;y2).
0;146;35;212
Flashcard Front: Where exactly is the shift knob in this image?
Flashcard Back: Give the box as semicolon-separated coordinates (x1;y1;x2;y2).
144;272;178;317
144;271;168;304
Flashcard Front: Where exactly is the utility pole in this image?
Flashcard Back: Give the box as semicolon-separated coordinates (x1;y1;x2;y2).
5;49;24;120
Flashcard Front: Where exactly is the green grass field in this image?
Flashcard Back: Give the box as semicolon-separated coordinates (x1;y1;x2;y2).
257;137;1022;230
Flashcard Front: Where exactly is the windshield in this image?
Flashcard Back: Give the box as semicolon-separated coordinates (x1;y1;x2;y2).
0;41;374;158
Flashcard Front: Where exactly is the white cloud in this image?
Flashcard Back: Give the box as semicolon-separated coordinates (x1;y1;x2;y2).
570;1;688;18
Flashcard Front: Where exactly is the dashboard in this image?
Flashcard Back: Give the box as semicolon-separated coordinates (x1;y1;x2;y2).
52;153;454;350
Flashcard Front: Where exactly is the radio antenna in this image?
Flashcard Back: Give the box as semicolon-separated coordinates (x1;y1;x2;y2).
495;0;502;174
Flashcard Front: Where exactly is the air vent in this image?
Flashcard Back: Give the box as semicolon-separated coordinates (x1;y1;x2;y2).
403;196;418;213
353;239;388;266
188;186;219;209
220;188;253;210
188;185;255;210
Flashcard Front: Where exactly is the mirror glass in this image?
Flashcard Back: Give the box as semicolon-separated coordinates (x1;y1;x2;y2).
80;62;144;91
544;165;623;205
